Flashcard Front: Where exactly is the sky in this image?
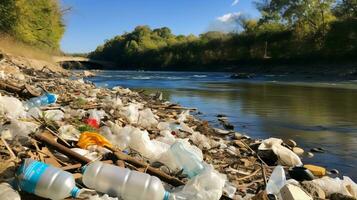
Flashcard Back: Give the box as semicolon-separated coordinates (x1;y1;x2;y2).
60;0;259;53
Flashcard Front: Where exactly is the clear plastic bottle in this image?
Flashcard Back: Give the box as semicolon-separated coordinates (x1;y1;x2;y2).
16;159;80;200
266;165;286;196
82;161;170;200
169;141;205;178
0;183;21;200
25;93;57;109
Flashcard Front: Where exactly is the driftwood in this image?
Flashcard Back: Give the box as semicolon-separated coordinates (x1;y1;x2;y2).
34;133;92;164
0;80;40;98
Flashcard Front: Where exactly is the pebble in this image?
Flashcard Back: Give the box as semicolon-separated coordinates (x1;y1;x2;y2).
310;147;325;153
306;152;314;158
292;147;304;156
284;139;297;147
330;169;339;174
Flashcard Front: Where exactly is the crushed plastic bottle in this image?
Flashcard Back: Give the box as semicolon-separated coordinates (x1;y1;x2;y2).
169;141;205;178
25;93;57;109
0;183;21;200
82;161;170;200
266;165;286;196
16;159;80;200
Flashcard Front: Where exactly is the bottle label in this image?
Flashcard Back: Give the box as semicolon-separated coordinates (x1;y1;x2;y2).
17;161;49;193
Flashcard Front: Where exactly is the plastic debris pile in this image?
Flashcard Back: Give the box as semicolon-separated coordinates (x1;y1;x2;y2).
0;59;356;200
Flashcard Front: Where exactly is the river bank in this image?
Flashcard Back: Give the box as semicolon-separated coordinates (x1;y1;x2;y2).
0;53;356;199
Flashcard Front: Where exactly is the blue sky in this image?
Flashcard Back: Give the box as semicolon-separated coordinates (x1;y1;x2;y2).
60;0;259;53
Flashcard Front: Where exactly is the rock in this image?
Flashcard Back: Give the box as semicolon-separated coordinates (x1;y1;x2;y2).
301;181;326;200
216;114;226;118
279;184;313;200
292;147;304;156
234;132;243;139
310;147;325;153
214;128;231;135
330;169;339;174
305;152;314;158
83;70;95;77
329;193;357;200
284;139;297;147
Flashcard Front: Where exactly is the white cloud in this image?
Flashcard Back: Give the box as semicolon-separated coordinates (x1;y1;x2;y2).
232;0;239;6
217;12;241;23
208;12;242;33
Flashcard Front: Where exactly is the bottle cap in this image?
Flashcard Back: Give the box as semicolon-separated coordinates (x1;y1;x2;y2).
71;186;81;198
46;93;57;104
163;191;170;200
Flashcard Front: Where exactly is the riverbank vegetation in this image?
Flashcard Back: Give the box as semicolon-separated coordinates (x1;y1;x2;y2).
0;0;64;51
89;0;357;71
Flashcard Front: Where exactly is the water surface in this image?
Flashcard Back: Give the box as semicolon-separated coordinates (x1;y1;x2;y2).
88;71;357;180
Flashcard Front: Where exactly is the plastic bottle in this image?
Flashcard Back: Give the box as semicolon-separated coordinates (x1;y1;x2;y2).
0;183;21;200
82;161;170;200
16;159;80;200
25;93;57;109
169;141;205;178
266;165;286;196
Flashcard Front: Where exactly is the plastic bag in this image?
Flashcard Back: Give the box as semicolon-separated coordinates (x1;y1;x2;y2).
189;131;211;150
266;165;286;195
177;110;190;123
43;110;64;121
137;108;158;129
259;138;302;167
59;125;81;141
120;104;140;124
0;95;26;118
312;176;357;198
0;119;38;139
172;165;226;200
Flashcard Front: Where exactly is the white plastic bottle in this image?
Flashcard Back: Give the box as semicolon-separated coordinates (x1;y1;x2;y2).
169;141;205;178
82;161;170;200
16;159;80;200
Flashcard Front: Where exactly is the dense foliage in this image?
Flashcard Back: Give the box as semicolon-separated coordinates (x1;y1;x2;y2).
90;0;357;70
0;0;65;50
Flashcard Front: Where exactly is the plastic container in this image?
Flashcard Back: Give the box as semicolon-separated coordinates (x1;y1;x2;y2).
0;183;21;200
169;141;205;178
25;93;57;109
16;159;80;200
82;161;170;200
266;165;286;196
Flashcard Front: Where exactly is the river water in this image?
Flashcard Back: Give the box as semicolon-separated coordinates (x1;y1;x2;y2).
88;71;357;180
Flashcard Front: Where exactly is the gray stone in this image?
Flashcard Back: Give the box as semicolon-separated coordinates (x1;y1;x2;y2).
293;147;304;156
285;139;297;147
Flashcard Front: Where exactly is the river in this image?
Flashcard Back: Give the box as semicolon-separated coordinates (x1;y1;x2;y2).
87;71;357;180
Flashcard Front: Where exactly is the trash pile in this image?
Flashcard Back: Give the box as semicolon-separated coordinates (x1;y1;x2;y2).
0;58;356;200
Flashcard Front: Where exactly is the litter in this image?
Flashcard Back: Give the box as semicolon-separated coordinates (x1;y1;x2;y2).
77;132;113;149
0;183;21;200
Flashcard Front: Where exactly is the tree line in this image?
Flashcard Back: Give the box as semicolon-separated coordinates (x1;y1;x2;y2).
0;0;64;50
89;0;356;71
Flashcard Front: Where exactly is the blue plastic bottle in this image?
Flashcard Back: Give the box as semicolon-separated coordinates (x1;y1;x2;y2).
25;93;57;109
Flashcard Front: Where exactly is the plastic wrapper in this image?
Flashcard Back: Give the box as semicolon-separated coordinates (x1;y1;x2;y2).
0;119;38;139
0;94;26;118
59;125;81;141
171;165;226;200
259;138;302;166
77;132;113;149
138;108;158;129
